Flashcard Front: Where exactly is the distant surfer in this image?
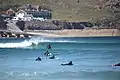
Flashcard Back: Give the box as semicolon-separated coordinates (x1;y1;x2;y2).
112;63;120;66
47;44;52;49
44;51;51;56
35;57;41;61
31;43;36;46
49;55;55;59
61;61;73;66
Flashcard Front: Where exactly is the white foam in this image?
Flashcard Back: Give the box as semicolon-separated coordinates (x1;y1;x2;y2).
0;40;32;48
0;37;41;48
0;37;76;48
29;37;76;43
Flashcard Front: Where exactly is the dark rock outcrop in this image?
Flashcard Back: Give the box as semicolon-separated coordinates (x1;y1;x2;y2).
16;21;25;31
0;21;7;30
25;20;62;30
23;20;93;30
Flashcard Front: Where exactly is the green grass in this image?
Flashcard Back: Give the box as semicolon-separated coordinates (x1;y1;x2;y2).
0;0;114;21
48;0;113;21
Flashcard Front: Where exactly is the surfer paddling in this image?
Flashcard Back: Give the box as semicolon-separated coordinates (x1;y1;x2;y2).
61;61;73;66
49;55;55;59
112;63;120;66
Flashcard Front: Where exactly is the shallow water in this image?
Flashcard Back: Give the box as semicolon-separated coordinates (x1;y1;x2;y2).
0;36;120;80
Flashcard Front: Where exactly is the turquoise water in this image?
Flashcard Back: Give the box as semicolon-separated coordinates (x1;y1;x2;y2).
0;36;120;80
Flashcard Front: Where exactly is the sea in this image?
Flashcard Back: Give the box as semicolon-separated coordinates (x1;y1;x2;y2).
0;36;120;80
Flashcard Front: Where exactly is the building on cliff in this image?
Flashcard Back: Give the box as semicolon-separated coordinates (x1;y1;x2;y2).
12;9;52;21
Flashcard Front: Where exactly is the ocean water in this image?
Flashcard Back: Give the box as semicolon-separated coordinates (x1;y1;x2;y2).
0;36;120;80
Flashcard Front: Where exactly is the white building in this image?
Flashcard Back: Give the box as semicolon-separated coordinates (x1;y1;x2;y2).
12;9;52;21
12;10;33;21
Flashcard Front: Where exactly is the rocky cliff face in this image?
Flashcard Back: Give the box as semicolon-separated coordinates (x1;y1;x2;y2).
96;0;120;28
24;20;61;30
23;20;93;30
98;0;120;9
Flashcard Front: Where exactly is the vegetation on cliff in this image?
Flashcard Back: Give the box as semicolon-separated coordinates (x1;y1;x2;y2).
0;0;120;28
0;0;113;21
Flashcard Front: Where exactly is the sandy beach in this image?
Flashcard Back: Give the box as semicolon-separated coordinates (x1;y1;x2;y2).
25;29;120;37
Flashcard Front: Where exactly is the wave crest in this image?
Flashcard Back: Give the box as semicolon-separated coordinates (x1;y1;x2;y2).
0;37;75;48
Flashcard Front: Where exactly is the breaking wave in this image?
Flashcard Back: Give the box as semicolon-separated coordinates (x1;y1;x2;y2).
0;36;120;48
0;37;76;48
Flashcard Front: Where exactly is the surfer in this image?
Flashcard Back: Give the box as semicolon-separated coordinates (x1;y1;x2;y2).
61;61;73;66
35;57;41;61
49;55;55;59
112;63;120;66
47;44;52;49
44;51;50;56
31;42;36;46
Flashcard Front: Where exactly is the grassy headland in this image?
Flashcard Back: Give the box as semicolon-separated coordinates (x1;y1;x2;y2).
0;0;114;22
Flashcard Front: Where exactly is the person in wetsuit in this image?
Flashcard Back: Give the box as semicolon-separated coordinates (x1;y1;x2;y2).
49;55;55;59
61;61;73;66
44;51;50;56
35;57;41;61
47;44;52;49
112;63;120;66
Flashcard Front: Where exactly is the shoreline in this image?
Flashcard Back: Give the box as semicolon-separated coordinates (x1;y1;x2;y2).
0;29;120;38
25;29;120;37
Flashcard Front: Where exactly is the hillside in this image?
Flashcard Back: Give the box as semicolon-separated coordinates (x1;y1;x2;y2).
1;0;120;27
0;0;114;21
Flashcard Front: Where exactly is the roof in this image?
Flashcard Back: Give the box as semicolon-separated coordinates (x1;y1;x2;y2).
18;4;40;10
30;4;40;9
16;9;51;14
26;10;51;14
18;4;29;9
16;9;27;14
7;8;14;11
26;11;51;17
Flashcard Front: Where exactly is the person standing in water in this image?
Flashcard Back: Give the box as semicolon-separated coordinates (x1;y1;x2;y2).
47;44;52;49
44;44;52;58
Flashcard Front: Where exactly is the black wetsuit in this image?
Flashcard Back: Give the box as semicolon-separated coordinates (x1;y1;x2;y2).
47;44;51;49
113;63;120;66
61;61;73;66
49;55;55;59
35;57;41;61
44;51;50;56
